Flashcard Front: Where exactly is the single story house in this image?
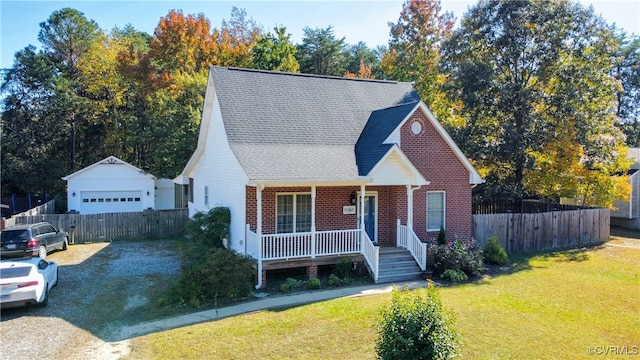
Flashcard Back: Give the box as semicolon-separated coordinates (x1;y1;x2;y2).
179;67;483;287
63;156;176;214
611;147;640;229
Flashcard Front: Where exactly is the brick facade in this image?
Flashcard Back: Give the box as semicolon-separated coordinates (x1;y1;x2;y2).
400;110;473;242
244;108;474;245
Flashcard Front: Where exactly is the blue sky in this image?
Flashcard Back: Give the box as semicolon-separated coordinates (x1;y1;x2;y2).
1;0;639;69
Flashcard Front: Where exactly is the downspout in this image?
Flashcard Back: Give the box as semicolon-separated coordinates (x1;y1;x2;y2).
311;185;316;258
255;183;264;289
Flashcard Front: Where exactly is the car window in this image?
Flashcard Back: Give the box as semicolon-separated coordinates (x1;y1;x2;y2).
1;230;31;242
38;260;49;270
41;225;55;234
0;266;32;278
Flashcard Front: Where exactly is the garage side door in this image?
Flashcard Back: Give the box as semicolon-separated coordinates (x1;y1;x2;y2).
81;191;144;214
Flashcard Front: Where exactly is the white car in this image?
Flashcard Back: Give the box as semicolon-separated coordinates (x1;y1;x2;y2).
0;257;58;308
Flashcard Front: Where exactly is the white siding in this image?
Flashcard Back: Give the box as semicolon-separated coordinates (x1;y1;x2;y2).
154;178;175;210
67;164;155;213
188;94;249;253
369;151;416;185
612;172;640;219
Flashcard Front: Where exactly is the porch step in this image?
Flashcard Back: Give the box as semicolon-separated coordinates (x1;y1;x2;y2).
377;247;423;284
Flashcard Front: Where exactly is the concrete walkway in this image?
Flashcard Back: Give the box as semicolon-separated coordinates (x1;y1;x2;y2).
117;280;429;340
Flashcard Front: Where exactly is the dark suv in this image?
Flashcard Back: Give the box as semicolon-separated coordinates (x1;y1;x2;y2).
0;222;69;259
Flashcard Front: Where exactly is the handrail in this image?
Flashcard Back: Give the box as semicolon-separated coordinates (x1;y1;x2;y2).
397;220;427;271
360;229;379;283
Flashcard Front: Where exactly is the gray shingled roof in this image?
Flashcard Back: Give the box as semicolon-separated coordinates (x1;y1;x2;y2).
210;67;420;181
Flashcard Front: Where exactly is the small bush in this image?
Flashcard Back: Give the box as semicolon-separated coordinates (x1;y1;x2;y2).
437;227;447;245
335;257;353;279
483;235;509;265
185;207;231;248
328;273;342;286
286;277;304;291
165;247;255;307
308;277;321;289
440;269;468;283
431;239;484;278
376;285;460;360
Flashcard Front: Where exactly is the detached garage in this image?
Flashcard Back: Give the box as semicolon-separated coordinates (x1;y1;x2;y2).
63;156;157;214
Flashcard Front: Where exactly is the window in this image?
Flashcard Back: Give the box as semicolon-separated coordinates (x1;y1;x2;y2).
204;186;209;206
427;191;445;231
276;193;312;233
188;178;194;203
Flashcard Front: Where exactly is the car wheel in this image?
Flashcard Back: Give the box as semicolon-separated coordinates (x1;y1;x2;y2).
62;237;69;251
38;245;47;259
39;284;49;307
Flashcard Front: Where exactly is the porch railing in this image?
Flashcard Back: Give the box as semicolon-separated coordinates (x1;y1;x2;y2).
245;226;380;283
360;230;379;283
397;220;427;271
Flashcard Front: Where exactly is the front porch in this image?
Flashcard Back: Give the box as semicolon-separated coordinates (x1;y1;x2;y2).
246;221;428;287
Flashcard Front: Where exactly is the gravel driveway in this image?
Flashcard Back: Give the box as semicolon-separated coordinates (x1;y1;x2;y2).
0;240;182;360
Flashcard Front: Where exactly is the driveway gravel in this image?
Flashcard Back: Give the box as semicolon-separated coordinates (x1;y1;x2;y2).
0;240;182;360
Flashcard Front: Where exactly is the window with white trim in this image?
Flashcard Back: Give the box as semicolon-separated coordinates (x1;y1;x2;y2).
204;186;209;206
276;193;312;233
427;191;445;231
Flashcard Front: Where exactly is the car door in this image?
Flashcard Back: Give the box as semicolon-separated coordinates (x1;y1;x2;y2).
38;225;54;249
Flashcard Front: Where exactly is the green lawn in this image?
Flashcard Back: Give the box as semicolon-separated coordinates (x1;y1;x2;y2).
125;242;639;359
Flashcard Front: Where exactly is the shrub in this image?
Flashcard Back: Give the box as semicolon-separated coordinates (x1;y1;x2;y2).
440;269;468;283
483;235;509;265
376;285;460;360
185;207;231;248
431;239;484;278
308;277;321;289
437;227;447;245
328;273;342;286
335;257;353;280
286;277;304;291
166;247;255;307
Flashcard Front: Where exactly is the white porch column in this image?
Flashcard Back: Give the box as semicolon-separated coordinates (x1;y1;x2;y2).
407;185;413;230
255;184;264;289
359;184;366;233
311;185;316;258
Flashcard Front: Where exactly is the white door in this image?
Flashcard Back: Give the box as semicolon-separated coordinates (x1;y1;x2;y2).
80;191;144;214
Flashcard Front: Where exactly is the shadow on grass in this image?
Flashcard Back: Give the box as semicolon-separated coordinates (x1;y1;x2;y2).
439;243;608;287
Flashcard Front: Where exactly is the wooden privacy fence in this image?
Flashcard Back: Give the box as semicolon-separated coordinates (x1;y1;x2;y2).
473;208;610;254
10;209;189;243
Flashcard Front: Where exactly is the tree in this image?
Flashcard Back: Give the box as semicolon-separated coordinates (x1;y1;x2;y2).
148;10;216;75
382;0;456;123
1;46;66;197
38;7;100;76
251;26;300;72
614;33;640;146
296;26;346;76
38;8;104;173
441;0;630;207
343;42;380;79
213;7;263;68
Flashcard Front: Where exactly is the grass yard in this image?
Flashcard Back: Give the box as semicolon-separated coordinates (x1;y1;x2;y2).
125;241;639;359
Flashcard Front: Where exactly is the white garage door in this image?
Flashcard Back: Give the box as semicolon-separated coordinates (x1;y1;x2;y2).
81;191;144;214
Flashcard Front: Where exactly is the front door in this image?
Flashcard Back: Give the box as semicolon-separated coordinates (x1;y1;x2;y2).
358;194;377;242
